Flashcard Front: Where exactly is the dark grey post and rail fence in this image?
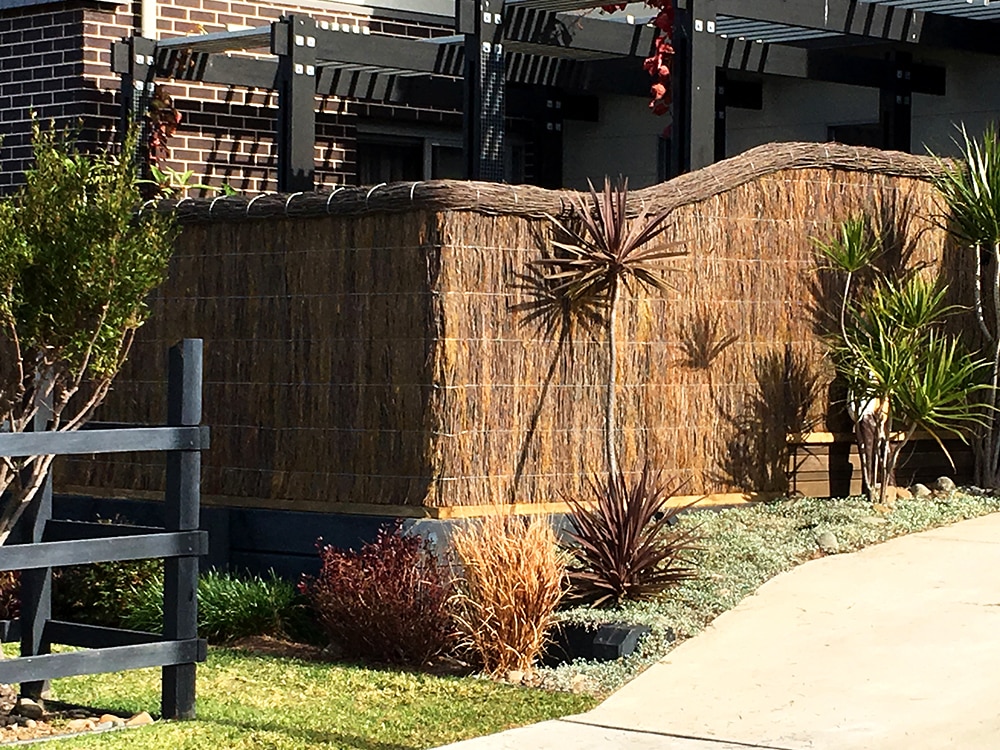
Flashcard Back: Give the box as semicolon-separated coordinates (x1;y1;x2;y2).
0;339;208;720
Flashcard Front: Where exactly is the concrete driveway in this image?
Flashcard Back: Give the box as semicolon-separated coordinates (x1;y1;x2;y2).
438;512;1000;749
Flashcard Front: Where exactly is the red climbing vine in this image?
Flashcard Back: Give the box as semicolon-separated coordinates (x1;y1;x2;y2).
146;84;182;167
601;1;675;116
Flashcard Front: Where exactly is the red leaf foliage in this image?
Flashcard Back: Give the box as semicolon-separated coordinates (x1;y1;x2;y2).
146;84;182;167
565;466;699;607
299;522;455;666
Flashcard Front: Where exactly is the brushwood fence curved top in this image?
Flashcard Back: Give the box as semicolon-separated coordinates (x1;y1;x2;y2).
62;142;972;517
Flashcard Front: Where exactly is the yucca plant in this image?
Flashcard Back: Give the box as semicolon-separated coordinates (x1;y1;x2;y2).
565;467;698;607
931;124;1000;486
813;213;883;338
535;177;686;480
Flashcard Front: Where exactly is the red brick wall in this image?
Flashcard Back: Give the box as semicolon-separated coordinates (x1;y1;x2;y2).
0;0;460;193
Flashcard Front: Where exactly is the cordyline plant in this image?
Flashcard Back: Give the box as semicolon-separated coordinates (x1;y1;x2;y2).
931;124;1000;486
532;178;691;606
0;122;175;544
535;176;685;481
816;215;988;504
565;466;698;607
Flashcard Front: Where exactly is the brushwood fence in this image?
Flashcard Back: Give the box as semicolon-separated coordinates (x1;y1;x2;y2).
0;339;208;720
61;142;977;515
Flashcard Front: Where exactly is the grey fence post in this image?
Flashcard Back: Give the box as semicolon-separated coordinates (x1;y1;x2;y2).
161;339;203;719
19;389;54;702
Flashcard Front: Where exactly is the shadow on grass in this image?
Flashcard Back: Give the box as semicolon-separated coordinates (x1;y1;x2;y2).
202;715;426;750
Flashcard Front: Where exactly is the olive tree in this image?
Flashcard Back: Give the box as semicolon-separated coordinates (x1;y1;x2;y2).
0;124;175;543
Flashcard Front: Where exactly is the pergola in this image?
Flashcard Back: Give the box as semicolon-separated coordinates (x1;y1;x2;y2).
112;0;1000;191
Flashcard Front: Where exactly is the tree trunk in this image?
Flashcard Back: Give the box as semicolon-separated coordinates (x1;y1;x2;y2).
605;275;620;485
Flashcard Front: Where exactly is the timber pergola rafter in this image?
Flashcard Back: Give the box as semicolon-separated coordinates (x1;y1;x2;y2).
111;0;1000;190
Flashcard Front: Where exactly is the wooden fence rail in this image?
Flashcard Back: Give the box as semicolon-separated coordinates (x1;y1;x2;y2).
0;339;208;720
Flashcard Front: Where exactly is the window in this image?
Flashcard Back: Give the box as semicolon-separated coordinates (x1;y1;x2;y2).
355;126;527;185
356;135;424;185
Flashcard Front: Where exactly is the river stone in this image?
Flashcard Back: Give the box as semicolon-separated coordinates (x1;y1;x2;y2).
816;531;839;553
15;698;43;720
935;476;957;493
125;712;154;728
911;483;932;499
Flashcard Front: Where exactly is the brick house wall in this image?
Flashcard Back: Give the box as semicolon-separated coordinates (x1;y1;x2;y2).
0;0;461;193
0;2;121;191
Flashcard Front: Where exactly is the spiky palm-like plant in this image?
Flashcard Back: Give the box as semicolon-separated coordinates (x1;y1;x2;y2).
565;466;698;607
818;216;989;504
535;177;685;481
931;124;1000;486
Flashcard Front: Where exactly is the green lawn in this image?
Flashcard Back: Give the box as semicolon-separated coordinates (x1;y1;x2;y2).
45;649;596;750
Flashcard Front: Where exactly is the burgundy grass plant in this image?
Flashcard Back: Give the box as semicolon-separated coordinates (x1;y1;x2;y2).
566;466;699;607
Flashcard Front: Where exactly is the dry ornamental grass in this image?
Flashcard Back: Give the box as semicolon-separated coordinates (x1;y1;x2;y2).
451;514;566;676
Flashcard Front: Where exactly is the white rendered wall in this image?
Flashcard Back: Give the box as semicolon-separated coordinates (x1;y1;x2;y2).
562;94;666;189
912;48;1000;157
725;77;880;157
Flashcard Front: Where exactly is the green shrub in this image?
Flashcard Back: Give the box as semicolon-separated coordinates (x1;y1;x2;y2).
52;559;162;627
123;570;304;643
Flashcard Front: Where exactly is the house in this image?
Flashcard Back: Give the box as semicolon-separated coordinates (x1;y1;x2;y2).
1;0;999;194
2;0;996;575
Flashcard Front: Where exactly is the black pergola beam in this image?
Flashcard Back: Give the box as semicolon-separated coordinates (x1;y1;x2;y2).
718;40;945;96
273;15;317;193
672;0;718;174
310;31;464;77
718;0;1000;56
718;0;923;42
156;25;270;54
503;7;657;58
155;49;279;89
463;0;506;181
918;11;1000;57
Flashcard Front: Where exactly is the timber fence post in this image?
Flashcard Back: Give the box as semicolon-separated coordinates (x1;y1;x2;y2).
162;339;203;719
19;387;53;702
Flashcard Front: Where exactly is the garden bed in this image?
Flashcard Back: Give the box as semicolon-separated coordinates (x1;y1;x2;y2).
539;490;1000;694
7;490;999;749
